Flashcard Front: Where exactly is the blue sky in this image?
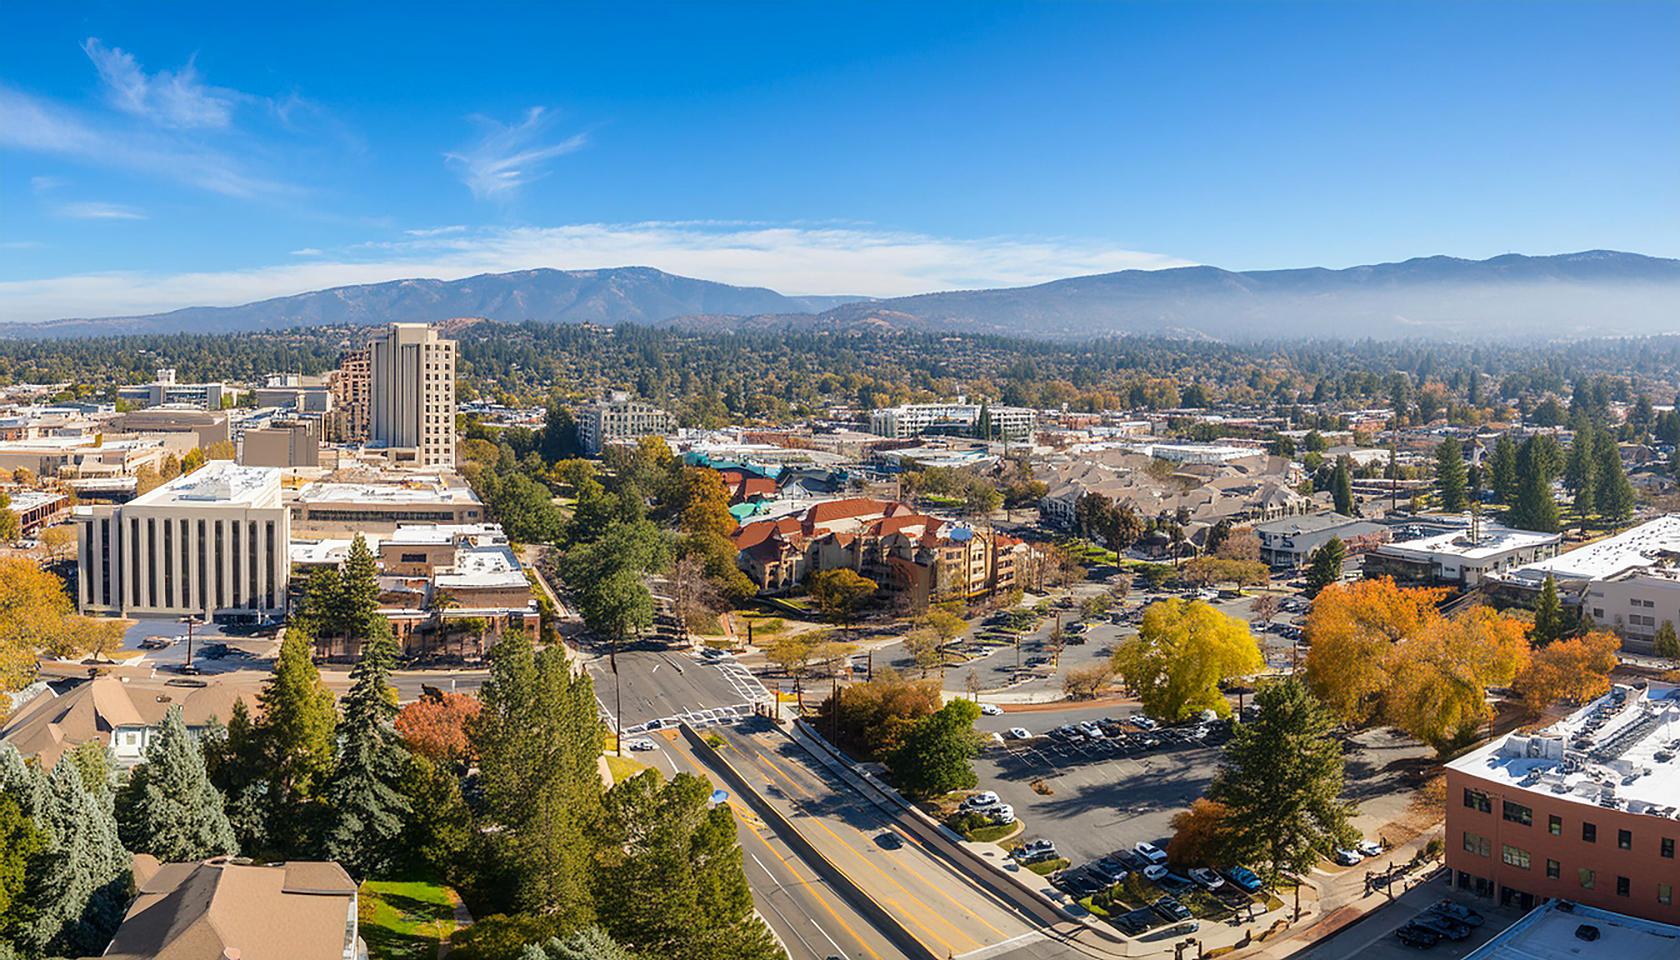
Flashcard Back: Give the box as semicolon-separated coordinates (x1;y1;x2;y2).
1;1;1676;321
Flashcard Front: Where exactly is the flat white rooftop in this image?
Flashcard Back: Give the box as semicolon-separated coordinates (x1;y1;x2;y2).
294;477;479;505
435;544;529;590
1463;899;1680;960
1380;519;1560;562
129;461;280;509
1506;514;1680;585
1449;682;1680;818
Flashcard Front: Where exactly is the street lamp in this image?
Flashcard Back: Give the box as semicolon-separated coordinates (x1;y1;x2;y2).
177;615;205;672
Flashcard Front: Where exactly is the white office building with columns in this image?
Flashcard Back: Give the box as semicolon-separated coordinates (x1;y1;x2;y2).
75;461;290;621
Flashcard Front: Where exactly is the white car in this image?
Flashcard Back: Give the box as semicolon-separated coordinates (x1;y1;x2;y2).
989;804;1016;825
1188;868;1225;891
1008;727;1031;740
979;703;1003;716
960;791;1001;812
1357;839;1383;858
1134;841;1168;865
1332;848;1363;866
1143;864;1169;881
625;737;656;752
699;648;734;661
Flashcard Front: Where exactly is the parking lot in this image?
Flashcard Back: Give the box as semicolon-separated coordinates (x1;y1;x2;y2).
1290;877;1525;960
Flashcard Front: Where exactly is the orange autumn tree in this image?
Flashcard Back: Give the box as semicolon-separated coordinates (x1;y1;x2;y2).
1385;606;1531;755
395;691;483;767
1515;630;1621;717
1168;798;1234;868
1303;579;1448;726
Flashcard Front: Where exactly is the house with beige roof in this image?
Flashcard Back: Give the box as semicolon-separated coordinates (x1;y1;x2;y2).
102;855;363;960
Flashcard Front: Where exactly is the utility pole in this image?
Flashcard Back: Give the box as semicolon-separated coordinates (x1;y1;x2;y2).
611;634;623;755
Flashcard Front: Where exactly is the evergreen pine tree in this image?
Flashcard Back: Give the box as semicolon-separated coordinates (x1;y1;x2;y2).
1488;433;1518;504
325;620;411;879
1331;456;1355;516
521;926;640;960
340;534;383;642
476;633;603;926
975;403;992;441
259;626;338;855
5;754;131;957
1593;432;1635;527
115;706;238;861
1532;575;1563;645
1208;677;1354;886
1434;438;1469;512
1304;537;1345;596
1508;437;1562;533
203;698;271;853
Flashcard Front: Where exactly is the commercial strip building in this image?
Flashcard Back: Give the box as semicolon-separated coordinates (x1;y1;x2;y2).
733;497;1043;607
369;322;457;467
1253;512;1390;569
868;401;1037;442
1497;515;1680;654
108;408;231;449
1364;516;1562;588
74;461;291;621
1444;681;1680;922
288;473;484;536
1460;899;1680;960
577;391;675;455
4;488;70;536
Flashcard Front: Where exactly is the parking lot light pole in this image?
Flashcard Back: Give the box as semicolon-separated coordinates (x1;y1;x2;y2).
177;615;204;671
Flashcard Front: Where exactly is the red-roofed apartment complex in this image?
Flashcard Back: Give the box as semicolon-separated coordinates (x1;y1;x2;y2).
733;497;1043;609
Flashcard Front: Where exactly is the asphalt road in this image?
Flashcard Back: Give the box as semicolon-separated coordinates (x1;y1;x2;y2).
581;643;771;732
715;720;1044;959
656;728;907;960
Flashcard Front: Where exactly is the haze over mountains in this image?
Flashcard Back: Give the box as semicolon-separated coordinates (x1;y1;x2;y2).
11;251;1679;342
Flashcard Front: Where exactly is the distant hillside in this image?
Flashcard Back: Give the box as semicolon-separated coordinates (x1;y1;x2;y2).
10;267;868;338
9;250;1679;341
784;250;1680;340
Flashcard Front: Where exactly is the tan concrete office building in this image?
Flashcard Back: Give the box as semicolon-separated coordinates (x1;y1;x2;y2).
369;323;456;467
75;461;290;621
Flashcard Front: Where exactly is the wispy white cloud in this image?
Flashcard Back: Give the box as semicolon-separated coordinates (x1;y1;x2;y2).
405;225;467;238
289;248;324;257
56;201;146;220
445;108;588;199
30;175;67;193
0;86;297;199
82;38;238;129
0;221;1193;322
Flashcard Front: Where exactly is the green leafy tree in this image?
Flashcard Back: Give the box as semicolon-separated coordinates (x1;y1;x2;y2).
596;771;780;960
887;697;981;799
474;633;603;926
1304;536;1346;596
808;568;877;634
1654;620;1680;660
1531;575;1564;646
1434;438;1468;512
258;626;338;854
324;622;411;878
1111;599;1262;721
1208;678;1354;886
115;707;238;861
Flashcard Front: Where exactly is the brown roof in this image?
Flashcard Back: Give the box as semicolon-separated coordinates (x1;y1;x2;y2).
102;857;356;960
1;672;266;769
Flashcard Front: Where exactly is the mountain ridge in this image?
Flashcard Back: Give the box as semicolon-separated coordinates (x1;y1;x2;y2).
6;250;1677;341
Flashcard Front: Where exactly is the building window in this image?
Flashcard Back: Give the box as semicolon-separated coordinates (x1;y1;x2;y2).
1664;838;1674;859
1546;859;1560;879
1584;822;1597;843
1579;869;1596;890
1549;814;1562;836
1661;883;1673;905
1619;829;1633;850
1501;845;1531;869
1617;876;1631;897
1502;801;1532;826
1463;789;1492;813
1463;833;1491;857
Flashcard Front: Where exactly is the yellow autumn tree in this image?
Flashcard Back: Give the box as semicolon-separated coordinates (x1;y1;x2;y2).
1112;599;1262;721
1385;606;1531;755
1515;630;1621;716
0;558;125;691
1303;579;1448;725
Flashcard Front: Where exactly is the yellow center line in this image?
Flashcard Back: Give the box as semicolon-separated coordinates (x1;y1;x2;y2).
759;744;1011;940
751;749;977;954
740;815;884;960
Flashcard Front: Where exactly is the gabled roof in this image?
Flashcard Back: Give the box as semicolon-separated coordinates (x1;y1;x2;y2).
1;672;266;768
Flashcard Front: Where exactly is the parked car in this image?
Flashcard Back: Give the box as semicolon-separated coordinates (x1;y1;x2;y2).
1332;848;1363;866
626;737;656;751
138;636;175;650
1134;841;1168;864
1224;866;1263;893
1131;716;1158;730
960;791;1002;812
1357;839;1384;858
988;804;1016;825
1077;720;1104;739
1016;838;1056;859
699;647;734;661
1114;909;1157;935
1157;872;1194;893
1188;868;1225;891
1427;900;1485;927
1091;856;1129;883
1009;727;1032;739
1143;864;1169;881
1058;868;1108;898
1152;896;1192;921
979;702;1003;716
1409;914;1471;941
1394;924;1441;949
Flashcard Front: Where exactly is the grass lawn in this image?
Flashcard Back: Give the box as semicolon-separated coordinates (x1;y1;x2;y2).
358;879;459;960
604;753;653;783
1027;857;1071;875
